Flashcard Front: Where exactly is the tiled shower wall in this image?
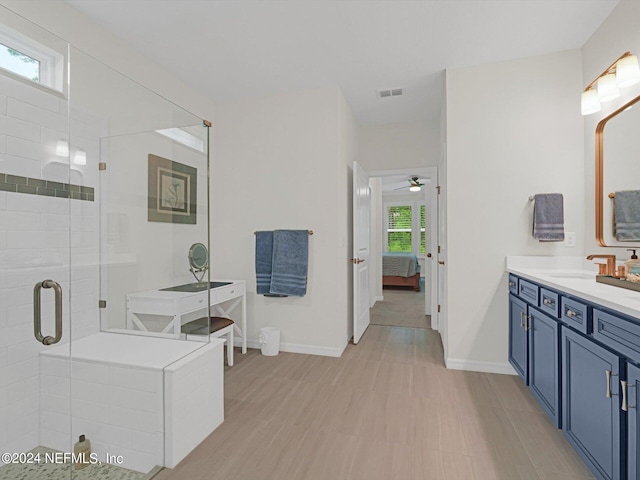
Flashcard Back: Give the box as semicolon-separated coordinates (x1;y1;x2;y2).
0;70;102;456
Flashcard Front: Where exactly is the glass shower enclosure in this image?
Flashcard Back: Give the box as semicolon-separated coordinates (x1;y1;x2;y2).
0;5;213;479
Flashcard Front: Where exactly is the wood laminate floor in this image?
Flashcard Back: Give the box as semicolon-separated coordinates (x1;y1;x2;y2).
156;326;593;480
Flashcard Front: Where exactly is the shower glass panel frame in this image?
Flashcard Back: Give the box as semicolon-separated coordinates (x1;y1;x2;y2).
0;5;212;479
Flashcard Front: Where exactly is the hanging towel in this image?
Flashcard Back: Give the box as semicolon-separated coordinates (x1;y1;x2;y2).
270;230;309;297
255;231;274;295
533;193;565;242
614;190;640;241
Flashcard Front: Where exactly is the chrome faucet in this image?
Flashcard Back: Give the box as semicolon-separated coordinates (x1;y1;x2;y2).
586;254;617;276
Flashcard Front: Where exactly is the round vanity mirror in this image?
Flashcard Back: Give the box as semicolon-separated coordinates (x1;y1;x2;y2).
188;243;208;271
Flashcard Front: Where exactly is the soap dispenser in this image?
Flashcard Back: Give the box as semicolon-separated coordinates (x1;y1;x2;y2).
626;249;640;283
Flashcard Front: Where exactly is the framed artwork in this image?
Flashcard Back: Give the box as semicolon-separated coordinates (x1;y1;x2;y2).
148;154;197;224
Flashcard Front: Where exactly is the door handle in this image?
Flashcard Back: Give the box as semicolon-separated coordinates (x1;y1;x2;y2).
438;261;445;265
427;253;432;258
34;280;63;345
349;258;365;264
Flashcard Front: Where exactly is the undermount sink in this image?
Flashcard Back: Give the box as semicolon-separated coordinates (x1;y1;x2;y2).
546;272;595;280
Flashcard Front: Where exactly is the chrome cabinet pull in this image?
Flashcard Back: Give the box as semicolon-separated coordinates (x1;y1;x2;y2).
605;370;618;398
508;281;516;287
543;298;554;306
622;380;629;411
520;311;525;328
566;309;577;318
525;315;531;331
33;280;63;345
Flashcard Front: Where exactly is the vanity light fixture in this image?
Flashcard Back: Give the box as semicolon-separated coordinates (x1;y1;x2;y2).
55;140;69;157
73;149;86;165
582;51;640;115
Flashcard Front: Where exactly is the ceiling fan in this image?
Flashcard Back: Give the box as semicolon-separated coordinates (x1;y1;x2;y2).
395;176;425;192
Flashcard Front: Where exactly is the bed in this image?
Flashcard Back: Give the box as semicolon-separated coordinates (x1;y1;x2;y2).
382;253;421;291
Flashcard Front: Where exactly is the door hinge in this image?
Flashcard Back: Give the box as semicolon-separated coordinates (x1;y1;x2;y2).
438;304;441;313
99;162;107;171
437;245;441;254
437;185;441;194
98;300;106;308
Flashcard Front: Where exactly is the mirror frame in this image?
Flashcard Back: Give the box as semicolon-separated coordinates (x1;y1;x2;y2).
188;242;209;270
595;93;640;247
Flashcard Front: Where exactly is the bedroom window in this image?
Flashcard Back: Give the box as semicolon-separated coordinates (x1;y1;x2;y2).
385;202;427;255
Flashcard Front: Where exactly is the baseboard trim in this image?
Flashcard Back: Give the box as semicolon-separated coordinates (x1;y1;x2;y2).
445;357;517;375
235;338;347;358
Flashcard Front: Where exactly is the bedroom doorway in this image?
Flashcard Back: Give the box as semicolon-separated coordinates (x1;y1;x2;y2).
368;167;438;330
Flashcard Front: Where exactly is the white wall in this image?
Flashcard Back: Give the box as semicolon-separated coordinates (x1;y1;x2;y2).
357;120;439;171
582;0;640;256
445;50;585;372
211;86;356;356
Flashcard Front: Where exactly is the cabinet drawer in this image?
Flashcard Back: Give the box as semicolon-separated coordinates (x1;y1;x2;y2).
215;283;244;304
508;274;518;295
560;297;589;335
540;288;560;318
518;279;539;305
180;293;208;313
594;309;640;364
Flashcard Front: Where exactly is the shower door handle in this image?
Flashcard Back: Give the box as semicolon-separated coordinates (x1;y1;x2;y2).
33;280;63;345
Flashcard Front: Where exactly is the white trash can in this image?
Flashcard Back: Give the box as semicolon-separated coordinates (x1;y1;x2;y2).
259;327;280;356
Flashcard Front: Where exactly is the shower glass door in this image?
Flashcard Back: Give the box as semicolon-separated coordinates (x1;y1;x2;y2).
0;5;74;479
0;5;211;478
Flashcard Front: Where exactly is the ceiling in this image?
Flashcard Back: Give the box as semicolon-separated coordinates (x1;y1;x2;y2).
65;0;619;126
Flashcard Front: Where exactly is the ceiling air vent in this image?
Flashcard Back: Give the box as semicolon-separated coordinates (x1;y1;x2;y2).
377;88;404;98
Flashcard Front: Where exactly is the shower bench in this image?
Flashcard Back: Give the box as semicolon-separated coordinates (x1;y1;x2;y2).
39;332;225;473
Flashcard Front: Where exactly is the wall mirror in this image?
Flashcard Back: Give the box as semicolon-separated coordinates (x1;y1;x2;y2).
596;93;640;246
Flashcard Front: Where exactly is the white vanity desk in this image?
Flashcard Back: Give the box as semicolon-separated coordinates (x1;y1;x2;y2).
126;280;247;353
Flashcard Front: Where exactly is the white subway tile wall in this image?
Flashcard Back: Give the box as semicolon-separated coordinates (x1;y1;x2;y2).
0;67;101;459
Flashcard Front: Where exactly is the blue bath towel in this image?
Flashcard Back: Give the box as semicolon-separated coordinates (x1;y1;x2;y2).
533;193;565;242
255;231;274;295
270;230;309;297
614;190;640;241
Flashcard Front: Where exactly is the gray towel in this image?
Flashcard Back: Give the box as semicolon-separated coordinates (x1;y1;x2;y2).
270;230;309;297
614;190;640;241
255;231;274;294
533;193;564;242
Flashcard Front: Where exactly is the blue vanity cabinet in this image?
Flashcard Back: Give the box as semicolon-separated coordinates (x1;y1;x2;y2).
627;363;640;480
562;327;622;480
509;293;529;384
528;307;561;427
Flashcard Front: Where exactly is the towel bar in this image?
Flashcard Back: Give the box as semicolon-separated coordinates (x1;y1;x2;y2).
254;230;313;235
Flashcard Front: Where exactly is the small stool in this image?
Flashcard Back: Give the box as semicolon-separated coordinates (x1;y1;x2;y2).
182;316;234;366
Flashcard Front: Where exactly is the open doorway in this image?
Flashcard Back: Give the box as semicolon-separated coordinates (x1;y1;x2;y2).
368;167;438;330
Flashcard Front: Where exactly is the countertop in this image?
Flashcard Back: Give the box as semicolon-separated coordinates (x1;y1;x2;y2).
506;256;640;319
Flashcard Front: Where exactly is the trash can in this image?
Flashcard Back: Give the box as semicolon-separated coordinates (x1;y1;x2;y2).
259;327;280;356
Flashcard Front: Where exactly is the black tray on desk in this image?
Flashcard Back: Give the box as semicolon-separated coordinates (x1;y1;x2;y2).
160;281;232;293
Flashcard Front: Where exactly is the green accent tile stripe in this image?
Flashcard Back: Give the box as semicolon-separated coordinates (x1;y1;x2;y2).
0;172;94;202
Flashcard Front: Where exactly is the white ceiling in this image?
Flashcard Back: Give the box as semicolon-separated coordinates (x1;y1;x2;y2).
65;0;619;126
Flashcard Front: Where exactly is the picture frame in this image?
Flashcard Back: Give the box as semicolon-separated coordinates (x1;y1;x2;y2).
148;154;197;224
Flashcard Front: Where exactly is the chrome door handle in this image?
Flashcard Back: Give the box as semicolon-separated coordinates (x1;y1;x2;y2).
34;280;63;345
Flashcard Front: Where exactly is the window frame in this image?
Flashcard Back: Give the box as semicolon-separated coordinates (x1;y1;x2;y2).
384;200;426;257
0;25;65;94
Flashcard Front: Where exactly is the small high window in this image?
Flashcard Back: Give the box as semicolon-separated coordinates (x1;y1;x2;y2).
0;25;64;92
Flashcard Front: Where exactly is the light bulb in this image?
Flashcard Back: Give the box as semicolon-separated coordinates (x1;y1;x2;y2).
409;185;421;192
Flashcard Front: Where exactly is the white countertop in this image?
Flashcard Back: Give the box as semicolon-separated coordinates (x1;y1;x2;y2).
506;256;640;319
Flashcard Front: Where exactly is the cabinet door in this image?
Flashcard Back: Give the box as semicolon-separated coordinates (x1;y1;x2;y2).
562;328;621;480
628;363;640;480
509;294;528;384
528;308;560;427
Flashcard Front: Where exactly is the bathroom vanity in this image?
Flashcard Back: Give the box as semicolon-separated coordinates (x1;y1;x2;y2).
507;256;640;480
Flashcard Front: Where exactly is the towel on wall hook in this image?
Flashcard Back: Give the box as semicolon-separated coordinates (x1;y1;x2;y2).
532;193;565;242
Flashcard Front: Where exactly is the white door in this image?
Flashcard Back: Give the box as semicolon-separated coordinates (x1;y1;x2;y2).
353;161;371;344
426;179;439;328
